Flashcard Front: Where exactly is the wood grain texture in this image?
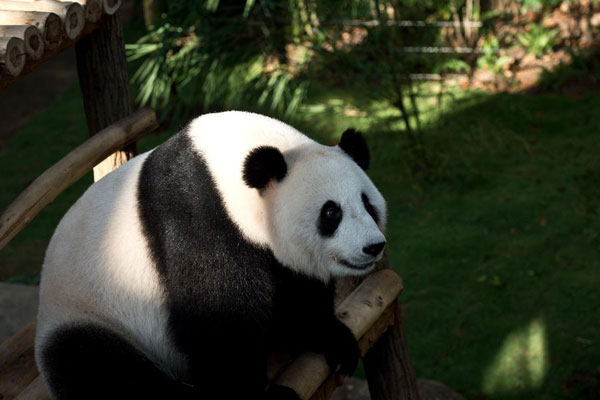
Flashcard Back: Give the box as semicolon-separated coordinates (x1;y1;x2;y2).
0;108;158;253
0;36;24;75
74;11;135;181
0;322;38;400
101;0;120;15
364;304;421;400
0;25;44;59
60;0;103;22
0;1;84;39
14;376;50;400
0;11;62;50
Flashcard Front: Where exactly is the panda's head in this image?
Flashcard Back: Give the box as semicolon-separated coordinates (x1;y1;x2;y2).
243;129;387;281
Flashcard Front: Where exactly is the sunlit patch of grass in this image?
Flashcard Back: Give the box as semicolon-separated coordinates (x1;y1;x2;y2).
483;318;549;394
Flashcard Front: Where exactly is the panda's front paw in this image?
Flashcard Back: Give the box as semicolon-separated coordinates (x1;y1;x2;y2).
323;321;359;376
265;383;301;400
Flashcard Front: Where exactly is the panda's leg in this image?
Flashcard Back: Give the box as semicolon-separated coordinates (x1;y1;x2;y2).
38;323;197;400
177;323;299;399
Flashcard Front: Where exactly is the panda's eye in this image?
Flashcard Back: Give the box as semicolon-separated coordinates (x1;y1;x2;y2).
324;204;341;219
361;193;379;223
318;201;342;237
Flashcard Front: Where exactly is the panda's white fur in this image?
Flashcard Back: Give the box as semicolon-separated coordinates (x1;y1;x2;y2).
35;111;387;397
36;152;188;379
188;111;386;280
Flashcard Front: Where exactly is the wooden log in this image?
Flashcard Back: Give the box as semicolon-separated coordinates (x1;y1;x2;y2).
101;0;119;15
75;11;135;182
309;304;396;400
0;1;84;39
363;305;421;400
0;11;61;49
0;108;158;252
0;25;44;59
14;376;50;400
0;322;38;400
275;269;403;400
0;36;24;75
57;0;102;23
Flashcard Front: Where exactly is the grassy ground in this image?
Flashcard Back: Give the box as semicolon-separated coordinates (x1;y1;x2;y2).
1;82;599;399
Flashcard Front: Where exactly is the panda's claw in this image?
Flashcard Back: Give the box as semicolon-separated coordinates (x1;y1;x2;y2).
323;321;360;376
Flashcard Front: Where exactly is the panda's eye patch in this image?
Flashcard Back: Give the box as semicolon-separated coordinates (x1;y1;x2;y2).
361;193;379;223
318;201;342;237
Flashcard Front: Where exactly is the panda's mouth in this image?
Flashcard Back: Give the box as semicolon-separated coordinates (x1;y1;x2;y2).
335;257;373;271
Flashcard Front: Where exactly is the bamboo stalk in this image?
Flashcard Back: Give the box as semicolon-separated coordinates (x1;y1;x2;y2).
0;36;25;75
0;25;44;59
0;1;84;39
0;11;62;49
0;108;158;252
274;269;403;399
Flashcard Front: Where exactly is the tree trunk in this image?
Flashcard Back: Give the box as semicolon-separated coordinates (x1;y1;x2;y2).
75;11;136;181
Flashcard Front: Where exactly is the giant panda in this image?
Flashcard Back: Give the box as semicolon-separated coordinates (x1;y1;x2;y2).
35;111;387;399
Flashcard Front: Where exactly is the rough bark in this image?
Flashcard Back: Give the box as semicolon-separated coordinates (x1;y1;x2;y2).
75;11;135;181
363;304;420;400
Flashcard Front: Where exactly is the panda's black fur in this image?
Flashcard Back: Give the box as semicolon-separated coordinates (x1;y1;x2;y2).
39;131;361;399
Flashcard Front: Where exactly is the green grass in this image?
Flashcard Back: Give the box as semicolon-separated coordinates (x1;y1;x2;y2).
1;83;599;399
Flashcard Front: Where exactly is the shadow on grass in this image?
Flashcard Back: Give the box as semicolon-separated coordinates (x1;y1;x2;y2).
327;89;599;400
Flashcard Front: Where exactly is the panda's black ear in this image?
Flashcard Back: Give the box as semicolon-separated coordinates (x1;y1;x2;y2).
243;146;288;189
338;128;370;170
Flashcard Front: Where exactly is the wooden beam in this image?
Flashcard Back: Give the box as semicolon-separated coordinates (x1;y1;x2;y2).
14;376;50;400
75;11;135;181
0;108;158;253
101;0;119;15
0;36;24;75
0;25;44;60
0;1;84;39
274;270;403;399
0;322;37;400
58;0;103;23
0;11;62;50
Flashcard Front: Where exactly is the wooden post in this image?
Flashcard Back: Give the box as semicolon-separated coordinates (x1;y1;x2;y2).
74;10;136;181
363;302;420;400
337;253;421;400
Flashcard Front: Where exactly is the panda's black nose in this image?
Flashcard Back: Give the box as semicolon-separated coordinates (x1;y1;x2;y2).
363;242;385;257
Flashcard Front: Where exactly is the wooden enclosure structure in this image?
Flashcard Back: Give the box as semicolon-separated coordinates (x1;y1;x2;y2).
0;2;420;399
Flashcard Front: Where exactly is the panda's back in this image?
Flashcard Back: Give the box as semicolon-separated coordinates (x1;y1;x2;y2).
35;150;188;379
